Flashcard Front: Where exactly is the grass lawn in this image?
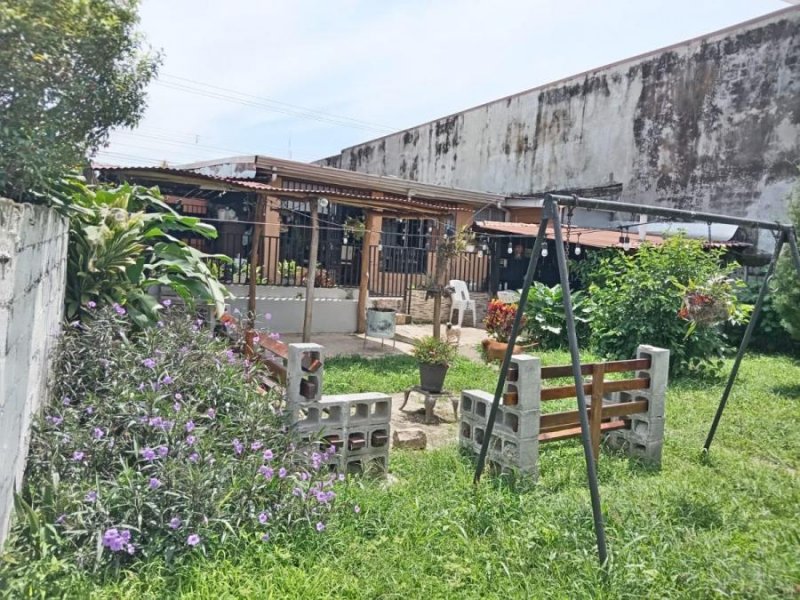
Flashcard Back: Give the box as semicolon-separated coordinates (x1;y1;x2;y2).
16;352;800;598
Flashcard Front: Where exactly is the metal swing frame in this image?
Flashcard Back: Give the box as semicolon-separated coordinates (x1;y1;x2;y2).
473;193;800;567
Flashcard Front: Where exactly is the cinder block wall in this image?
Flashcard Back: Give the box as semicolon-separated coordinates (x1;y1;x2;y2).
0;199;68;545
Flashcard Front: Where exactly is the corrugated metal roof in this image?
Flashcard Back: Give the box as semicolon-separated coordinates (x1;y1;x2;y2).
473;220;665;249
177;155;505;207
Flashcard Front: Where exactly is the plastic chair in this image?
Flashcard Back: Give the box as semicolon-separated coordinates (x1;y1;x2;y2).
448;279;477;327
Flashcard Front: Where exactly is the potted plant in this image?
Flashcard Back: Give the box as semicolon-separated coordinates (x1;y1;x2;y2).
412;335;457;393
482;299;526;361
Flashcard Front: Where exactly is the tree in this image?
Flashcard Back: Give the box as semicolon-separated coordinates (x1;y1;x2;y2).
0;0;159;201
429;225;473;339
771;175;800;340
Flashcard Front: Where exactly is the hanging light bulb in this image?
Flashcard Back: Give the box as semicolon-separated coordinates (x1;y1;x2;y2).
507;241;513;254
541;246;549;257
574;234;582;256
343;235;349;245
622;235;631;251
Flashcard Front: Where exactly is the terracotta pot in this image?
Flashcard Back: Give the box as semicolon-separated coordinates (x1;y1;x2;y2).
481;338;523;362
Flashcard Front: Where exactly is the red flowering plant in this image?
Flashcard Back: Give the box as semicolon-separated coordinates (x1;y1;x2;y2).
677;275;748;331
483;299;526;343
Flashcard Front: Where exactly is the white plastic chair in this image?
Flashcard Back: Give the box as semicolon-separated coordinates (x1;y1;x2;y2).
448;279;477;327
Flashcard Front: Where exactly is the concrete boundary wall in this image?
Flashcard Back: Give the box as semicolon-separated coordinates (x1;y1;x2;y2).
0;199;69;545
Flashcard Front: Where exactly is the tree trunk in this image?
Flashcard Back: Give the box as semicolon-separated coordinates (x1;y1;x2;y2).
431;225;447;339
248;193;266;330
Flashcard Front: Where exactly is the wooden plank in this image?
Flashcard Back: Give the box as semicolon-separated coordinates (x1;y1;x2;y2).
257;335;289;359
540;377;650;401
261;360;287;384
540;410;582;429
603;399;648;418
539;420;627;443
540;358;650;380
590;363;605;462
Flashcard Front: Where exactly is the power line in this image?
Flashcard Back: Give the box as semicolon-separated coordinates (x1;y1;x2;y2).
160;73;398;132
153;76;396;134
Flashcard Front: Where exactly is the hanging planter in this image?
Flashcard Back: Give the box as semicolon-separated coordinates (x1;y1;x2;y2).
678;276;737;327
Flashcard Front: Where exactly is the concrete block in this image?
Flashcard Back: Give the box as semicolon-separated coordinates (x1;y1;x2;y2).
286;343;324;404
508;354;541;411
392;428;427;450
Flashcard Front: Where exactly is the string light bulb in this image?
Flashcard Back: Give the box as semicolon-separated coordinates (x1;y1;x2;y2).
574;234;582;256
622;234;631;251
541;246;549;257
507;241;513;254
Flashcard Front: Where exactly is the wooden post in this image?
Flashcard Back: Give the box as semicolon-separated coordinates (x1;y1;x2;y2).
248;193;266;330
590;363;605;462
302;198;320;342
431;222;445;339
357;210;379;333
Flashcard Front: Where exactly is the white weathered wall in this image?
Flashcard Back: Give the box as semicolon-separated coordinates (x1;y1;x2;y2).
0;199;68;545
320;8;800;251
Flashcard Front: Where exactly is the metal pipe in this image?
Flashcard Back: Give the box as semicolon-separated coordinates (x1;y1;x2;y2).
549;198;609;566
703;233;785;452
543;194;793;233
474;217;550;483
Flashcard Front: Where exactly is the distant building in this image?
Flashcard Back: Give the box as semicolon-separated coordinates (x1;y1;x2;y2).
319;6;800;253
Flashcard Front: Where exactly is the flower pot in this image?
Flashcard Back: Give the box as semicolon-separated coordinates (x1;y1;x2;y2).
419;362;449;393
481;338;523;362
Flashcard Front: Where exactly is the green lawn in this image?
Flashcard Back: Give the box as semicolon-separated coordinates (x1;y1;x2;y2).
14;353;800;598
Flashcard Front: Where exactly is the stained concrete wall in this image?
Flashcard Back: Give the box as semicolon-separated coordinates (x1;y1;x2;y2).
320;7;800;250
0;199;68;545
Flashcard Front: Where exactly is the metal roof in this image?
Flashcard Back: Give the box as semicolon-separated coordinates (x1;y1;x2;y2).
177;155;505;207
472;220;665;249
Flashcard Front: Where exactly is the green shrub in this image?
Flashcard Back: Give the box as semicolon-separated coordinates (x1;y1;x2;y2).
60;177;230;328
411;335;458;365
727;279;797;354
771;175;800;341
0;307;343;590
584;237;749;374
523;282;591;350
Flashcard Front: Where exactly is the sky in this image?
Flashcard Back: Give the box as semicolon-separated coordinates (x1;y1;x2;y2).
99;0;791;168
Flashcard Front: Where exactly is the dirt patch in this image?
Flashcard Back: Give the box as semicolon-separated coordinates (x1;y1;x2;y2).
389;392;458;450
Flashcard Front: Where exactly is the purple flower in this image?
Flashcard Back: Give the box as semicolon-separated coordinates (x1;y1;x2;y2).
87;300;97;309
137;382;146;391
103;528;133;553
258;512;269;524
338;473;346;482
142;358;156;369
258;466;274;480
62;396;71;406
251;441;263;451
157;445;169;458
292;488;303;497
126;544;136;554
232;439;243;455
262;449;273;461
278;467;287;479
85;406;94;415
85;490;97;503
148;416;163;428
354;505;361;514
300;471;309;481
113;303;126;316
316;522;326;532
56;514;67;524
189;452;199;463
187;534;200;546
141;447;156;461
326;444;337;456
72;450;85;462
252;335;260;344
175;393;183;401
261;533;270;542
46;415;63;426
163;299;172;307
264;312;272;320
207;408;216;419
157;321;164;328
162;375;173;385
173;402;181;412
185;421;195;433
169;516;181;530
269;332;280;340
92;428;104;440
148;477;161;490
186;435;196;446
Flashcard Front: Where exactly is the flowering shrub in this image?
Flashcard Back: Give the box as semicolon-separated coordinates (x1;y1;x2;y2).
484;300;526;343
1;306;343;583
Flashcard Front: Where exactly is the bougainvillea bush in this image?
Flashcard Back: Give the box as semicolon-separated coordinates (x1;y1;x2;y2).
0;306;343;593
